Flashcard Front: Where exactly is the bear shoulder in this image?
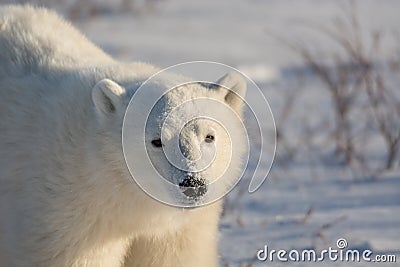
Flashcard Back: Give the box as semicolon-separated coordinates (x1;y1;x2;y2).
0;5;113;78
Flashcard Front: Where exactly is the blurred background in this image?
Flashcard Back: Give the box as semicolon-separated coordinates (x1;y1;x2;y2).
2;0;399;266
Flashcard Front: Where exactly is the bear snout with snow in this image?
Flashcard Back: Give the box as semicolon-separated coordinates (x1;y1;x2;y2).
0;5;247;267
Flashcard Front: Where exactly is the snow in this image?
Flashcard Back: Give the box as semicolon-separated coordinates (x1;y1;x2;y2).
237;64;280;83
71;0;400;265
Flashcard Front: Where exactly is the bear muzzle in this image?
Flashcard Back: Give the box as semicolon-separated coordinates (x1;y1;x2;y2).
178;173;208;200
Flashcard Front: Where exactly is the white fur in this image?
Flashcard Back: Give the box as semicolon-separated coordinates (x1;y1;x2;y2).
0;5;247;267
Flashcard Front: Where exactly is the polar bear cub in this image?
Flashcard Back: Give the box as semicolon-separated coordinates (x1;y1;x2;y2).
0;5;247;267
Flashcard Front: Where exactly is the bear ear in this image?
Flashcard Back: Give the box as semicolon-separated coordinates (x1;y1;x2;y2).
215;72;247;114
92;79;126;116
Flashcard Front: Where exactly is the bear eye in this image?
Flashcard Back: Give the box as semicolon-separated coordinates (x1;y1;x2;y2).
205;134;215;143
151;139;163;148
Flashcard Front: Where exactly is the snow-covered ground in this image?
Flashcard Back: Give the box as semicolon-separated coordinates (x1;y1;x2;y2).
72;0;399;265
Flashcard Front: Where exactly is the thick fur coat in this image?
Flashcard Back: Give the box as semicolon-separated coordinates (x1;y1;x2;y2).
0;5;246;267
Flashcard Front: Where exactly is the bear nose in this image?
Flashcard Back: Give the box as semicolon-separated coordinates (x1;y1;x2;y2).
178;174;207;199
